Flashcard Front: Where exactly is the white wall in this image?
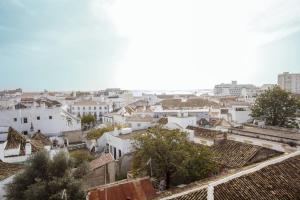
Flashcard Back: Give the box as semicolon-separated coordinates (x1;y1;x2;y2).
167;116;197;129
96;128;136;159
0;107;81;136
229;106;251;124
127;121;153;131
71;103;112;118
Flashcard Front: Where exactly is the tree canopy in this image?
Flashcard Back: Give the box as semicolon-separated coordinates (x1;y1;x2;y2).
6;151;86;200
251;86;300;128
81;114;96;129
132;126;217;188
69;149;95;167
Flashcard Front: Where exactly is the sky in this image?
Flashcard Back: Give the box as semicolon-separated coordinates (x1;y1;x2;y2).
0;0;300;91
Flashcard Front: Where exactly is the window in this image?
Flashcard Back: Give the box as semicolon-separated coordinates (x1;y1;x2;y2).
105;143;109;153
104;106;107;110
235;107;246;111
137;123;141;127
109;145;113;153
89;107;91;110
113;147;116;159
49;116;53;120
37;116;40;120
118;150;122;158
13;118;17;122
23;131;28;135
78;107;80;110
99;106;102;110
83;107;85;110
23;117;28;123
94;106;96;110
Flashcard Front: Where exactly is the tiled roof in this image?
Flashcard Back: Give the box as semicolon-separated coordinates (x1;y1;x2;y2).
90;153;114;171
211;140;260;168
5;128;26;151
211;140;280;168
126;115;154;122
187;126;224;140
214;155;300;200
0;161;24;180
63;130;83;144
31;132;52;146
167;188;207;200
87;177;155;200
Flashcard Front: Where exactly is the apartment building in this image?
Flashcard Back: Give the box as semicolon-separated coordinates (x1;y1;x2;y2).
214;81;258;97
278;72;300;94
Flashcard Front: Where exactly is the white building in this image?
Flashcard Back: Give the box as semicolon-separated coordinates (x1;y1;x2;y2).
228;105;251;124
278;72;300;94
166;111;197;129
154;108;209;121
214;81;258;97
96;128;142;160
0;106;80;136
126;115;155;131
71;100;113;120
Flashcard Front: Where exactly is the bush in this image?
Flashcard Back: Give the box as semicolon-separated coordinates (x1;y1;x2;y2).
86;126;114;140
73;162;89;179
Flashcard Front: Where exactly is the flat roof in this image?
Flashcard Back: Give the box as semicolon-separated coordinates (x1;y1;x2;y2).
116;130;146;140
230;126;300;141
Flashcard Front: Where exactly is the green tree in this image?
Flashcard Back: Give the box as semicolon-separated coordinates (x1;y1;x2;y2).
6;151;86;200
251;86;300;128
81;114;96;128
132;126;216;188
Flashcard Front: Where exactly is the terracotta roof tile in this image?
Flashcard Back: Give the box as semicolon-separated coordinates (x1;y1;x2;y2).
167;188;207;200
214;155;300;200
88;177;155;200
90;153;114;171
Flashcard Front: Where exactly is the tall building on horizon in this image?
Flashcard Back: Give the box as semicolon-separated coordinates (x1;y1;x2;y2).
278;72;300;94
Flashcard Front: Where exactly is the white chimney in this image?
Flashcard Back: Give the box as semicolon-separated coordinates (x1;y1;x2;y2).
25;141;32;155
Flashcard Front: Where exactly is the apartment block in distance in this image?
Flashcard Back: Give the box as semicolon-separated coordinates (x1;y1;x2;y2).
278;72;300;94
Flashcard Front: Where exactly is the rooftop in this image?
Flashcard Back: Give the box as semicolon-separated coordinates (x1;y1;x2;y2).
87;177;155;200
214;154;300;200
116;130;146;140
158;152;300;200
89;153;114;171
230;125;300;141
126;115;154;122
211;140;281;168
0;161;24;181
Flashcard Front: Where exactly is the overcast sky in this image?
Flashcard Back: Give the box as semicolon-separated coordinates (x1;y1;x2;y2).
0;0;300;91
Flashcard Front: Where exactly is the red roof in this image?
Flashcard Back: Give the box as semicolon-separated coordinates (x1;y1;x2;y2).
88;177;156;200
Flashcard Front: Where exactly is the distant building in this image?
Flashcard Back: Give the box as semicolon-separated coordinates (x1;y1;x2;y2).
278;72;300;94
71;100;112;121
214;81;258;97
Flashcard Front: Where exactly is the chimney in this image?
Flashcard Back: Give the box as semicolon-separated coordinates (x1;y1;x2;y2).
25;140;32;155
